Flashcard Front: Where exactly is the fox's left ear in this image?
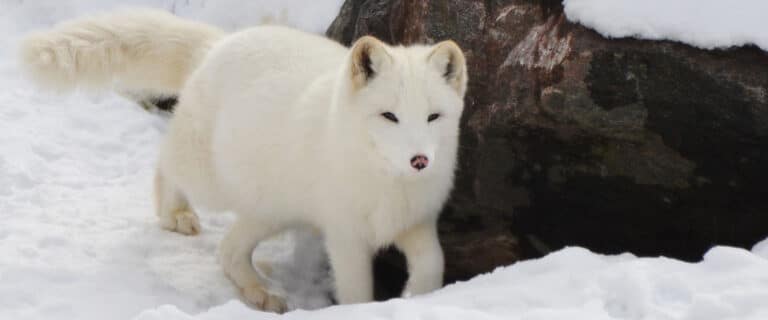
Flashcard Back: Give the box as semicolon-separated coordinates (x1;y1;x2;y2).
428;40;468;96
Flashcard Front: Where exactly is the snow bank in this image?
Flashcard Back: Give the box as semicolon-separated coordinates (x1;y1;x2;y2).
134;246;768;320
563;0;768;51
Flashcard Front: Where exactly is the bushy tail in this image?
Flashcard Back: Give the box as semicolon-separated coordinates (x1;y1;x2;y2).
20;9;224;96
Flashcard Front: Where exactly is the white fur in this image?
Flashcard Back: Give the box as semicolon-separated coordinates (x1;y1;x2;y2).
20;9;224;95
20;9;468;312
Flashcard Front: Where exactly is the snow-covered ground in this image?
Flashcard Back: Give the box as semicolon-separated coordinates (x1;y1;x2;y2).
137;244;768;320
1;1;767;320
563;0;768;51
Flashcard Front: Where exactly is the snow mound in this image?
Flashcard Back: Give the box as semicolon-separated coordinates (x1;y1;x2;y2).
563;0;768;51
753;238;768;259
134;246;768;319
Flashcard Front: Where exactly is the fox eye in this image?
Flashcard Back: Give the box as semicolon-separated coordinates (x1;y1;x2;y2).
381;112;399;123
427;113;441;122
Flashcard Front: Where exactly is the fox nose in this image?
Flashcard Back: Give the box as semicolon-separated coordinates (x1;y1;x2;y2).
410;155;429;171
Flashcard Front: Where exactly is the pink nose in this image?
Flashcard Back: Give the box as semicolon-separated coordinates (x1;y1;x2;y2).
410;155;429;171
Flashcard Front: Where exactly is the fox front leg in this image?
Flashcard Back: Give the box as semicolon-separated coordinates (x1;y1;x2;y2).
395;221;444;297
325;233;374;304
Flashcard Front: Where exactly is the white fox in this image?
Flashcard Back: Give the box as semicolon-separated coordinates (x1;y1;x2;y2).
20;9;468;312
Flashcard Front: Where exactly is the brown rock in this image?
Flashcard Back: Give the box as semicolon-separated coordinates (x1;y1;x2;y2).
328;0;768;294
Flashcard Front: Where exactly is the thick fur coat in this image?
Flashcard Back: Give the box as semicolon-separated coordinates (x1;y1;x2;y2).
20;9;468;312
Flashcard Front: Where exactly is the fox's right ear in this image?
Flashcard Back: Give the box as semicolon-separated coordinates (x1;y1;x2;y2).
348;36;391;90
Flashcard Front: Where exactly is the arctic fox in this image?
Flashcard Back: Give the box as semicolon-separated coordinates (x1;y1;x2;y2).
20;9;468;312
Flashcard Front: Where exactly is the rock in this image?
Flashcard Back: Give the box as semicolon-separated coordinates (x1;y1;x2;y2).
327;0;768;289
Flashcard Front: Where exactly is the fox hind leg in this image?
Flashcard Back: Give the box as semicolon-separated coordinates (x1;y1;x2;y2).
219;217;287;312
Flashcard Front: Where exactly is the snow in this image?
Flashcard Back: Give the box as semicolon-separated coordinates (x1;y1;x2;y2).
1;1;767;320
0;1;340;319
563;0;768;51
753;238;768;259
136;246;768;320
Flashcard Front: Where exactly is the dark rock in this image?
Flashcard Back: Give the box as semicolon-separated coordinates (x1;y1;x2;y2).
328;0;768;292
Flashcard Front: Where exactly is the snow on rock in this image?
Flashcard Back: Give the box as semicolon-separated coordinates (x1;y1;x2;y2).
134;246;768;319
563;0;768;51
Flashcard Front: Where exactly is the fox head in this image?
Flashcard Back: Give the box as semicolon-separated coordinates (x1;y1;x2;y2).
338;36;468;179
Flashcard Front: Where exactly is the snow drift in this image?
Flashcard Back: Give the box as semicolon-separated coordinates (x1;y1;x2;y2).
133;246;768;320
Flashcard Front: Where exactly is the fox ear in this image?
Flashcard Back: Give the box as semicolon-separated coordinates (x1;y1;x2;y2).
428;40;468;96
349;36;391;89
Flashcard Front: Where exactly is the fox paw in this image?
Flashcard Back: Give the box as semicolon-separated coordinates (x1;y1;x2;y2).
242;285;287;313
160;210;201;235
